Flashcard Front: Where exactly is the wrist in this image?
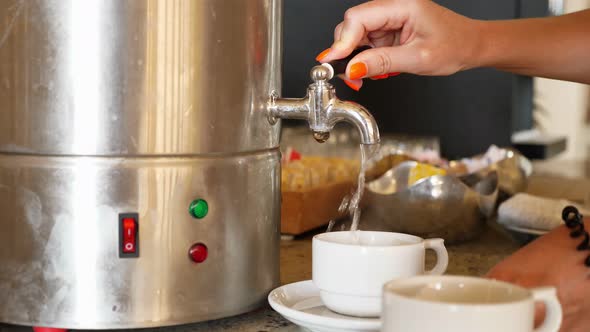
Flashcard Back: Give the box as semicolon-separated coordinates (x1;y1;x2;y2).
464;18;493;70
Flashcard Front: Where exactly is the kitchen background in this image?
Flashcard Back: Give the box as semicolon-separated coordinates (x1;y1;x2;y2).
282;0;590;160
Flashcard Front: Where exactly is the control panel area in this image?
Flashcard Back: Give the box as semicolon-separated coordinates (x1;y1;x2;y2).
188;198;209;264
116;198;212;261
119;213;139;258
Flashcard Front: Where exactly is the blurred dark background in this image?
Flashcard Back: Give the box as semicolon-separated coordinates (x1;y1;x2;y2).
282;0;549;159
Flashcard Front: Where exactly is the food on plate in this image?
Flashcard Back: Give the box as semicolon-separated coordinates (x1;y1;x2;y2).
365;154;413;181
408;163;447;186
446;160;469;175
282;145;514;191
458;145;507;174
282;156;359;192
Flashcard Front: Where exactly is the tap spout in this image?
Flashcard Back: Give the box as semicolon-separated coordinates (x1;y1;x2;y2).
331;100;380;145
268;65;380;145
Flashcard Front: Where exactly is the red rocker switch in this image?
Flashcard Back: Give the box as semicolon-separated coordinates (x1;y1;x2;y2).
122;218;136;253
119;213;139;258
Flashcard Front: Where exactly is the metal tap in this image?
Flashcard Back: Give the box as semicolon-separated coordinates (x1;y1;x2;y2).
268;65;380;145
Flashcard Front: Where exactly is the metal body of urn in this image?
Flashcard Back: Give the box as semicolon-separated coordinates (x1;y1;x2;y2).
0;0;379;329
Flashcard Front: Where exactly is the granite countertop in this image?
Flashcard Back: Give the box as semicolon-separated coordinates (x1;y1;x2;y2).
0;223;521;332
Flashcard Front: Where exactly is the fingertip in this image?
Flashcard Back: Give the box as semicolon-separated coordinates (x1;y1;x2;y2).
350;46;408;79
343;78;363;91
317;47;338;63
332;40;347;51
315;48;332;62
348;62;368;80
343;80;360;91
326;41;355;59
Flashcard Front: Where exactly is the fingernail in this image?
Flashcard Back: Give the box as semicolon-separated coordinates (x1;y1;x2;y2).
349;62;367;80
343;79;361;91
370;74;389;80
316;48;331;62
388;72;401;77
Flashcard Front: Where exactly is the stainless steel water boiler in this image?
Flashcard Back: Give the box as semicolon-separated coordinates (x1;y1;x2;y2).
0;0;379;329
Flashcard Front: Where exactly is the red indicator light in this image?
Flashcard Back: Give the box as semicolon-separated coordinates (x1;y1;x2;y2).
189;243;208;263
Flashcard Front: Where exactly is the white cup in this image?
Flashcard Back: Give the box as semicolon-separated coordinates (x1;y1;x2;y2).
382;275;562;332
312;231;448;317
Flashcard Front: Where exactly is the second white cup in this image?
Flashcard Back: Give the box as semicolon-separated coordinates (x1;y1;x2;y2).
382;275;562;332
312;231;448;317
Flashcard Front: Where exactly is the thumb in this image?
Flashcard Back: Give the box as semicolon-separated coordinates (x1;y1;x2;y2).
346;46;418;79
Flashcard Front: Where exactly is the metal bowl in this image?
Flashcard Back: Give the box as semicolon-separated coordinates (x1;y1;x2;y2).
492;148;533;197
359;161;499;244
358;149;532;243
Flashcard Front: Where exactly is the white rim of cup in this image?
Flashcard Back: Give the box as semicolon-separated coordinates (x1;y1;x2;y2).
383;275;536;307
313;231;425;248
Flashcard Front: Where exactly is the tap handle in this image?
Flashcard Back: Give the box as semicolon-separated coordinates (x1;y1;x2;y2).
310;65;333;83
311;45;372;83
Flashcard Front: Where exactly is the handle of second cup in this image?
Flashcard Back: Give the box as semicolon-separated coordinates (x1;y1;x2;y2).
423;238;449;275
532;287;562;332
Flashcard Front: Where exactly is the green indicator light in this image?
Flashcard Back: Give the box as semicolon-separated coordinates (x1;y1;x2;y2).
189;199;209;219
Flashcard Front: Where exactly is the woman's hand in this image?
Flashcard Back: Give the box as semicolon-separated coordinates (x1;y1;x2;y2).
317;0;590;87
316;0;482;88
487;224;590;332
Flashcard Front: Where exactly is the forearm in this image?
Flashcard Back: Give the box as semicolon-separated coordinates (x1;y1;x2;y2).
473;10;590;84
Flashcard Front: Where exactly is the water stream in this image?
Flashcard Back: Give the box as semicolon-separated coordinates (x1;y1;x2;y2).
349;143;380;231
327;143;380;234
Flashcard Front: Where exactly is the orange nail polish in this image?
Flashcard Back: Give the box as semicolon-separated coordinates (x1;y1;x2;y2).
316;48;331;62
388;72;401;77
343;80;360;91
370;74;389;80
349;62;368;80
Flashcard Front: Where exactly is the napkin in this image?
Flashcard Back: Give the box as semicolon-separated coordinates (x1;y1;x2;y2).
498;193;590;231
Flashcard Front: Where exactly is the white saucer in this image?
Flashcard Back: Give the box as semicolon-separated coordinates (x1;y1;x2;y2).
503;224;549;236
268;280;381;332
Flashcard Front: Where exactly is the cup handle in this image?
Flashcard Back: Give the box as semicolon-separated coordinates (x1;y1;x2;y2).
423;238;448;275
532;287;562;332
